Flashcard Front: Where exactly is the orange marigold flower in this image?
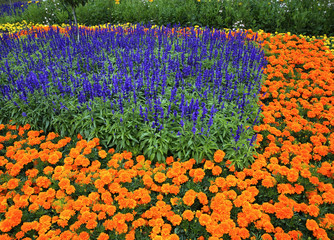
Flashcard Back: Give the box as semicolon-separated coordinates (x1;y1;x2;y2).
120;151;131;160
64;157;73;165
182;210;194;221
69;148;80;159
198;214;212;226
225;175;238;187
193;168;205;183
212;165;222;176
78;231;90;240
65;185;76;195
287;169;299;183
0;219;13;232
7;178;20;190
157;194;163;201
170;197;180;206
213;150;225;163
307;204;319;217
46;132;58;141
58;178;70;190
262;176;276;188
169;214;182;226
86;219;97;229
143;174;154;187
99;150;107;159
204;160;214;170
239;227;250;239
309;194;323;205
288;230;303;240
154;172;167;183
168;234;179;240
15;230;25;239
275;206;294;219
36;176;51;189
309;176;320;185
48;151;62;164
209;185;218;193
274;232;292;240
306;219;319;231
166;156;174;165
183;190;197;206
261;233;273;240
100;173;113;185
197;192;208;205
60;230;74;239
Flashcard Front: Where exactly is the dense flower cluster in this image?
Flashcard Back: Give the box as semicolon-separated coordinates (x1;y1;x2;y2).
0;1;38;17
0;25;333;239
0;24;266;165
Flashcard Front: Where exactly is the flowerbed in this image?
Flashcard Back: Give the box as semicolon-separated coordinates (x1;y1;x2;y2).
0;25;333;240
0;1;30;18
0;24;266;167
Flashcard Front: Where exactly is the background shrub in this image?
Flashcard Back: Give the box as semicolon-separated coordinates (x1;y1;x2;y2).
1;0;333;36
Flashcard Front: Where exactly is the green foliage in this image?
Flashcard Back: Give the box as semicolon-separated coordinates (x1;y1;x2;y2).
7;0;334;35
3;0;332;36
75;0;114;26
20;0;68;25
0;14;19;24
59;0;89;8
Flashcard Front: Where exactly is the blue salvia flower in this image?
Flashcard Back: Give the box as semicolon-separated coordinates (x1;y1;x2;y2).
0;24;266;155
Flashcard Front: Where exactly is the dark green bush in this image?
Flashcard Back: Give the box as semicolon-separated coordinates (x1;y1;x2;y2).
1;0;333;37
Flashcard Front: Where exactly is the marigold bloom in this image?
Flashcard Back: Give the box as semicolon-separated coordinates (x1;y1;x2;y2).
36;176;51;189
204;160;214;169
183;190;196;206
275;206;294;219
212;165;222;176
182;210;194;221
48;151;62;164
262;176;276;188
306;204;319;217
7;178;20;190
198;214;212;226
306;219;319;231
98;150;107;159
193;168;205;183
213;150;225;163
168;234;179;240
239;227;250;239
58;178;70;190
288;230;303;240
197;192;208;205
209;185;218;193
154;172;167;183
225;175;237;187
169;214;182;226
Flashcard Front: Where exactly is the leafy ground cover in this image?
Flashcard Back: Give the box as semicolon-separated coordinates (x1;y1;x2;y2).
0;25;333;240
